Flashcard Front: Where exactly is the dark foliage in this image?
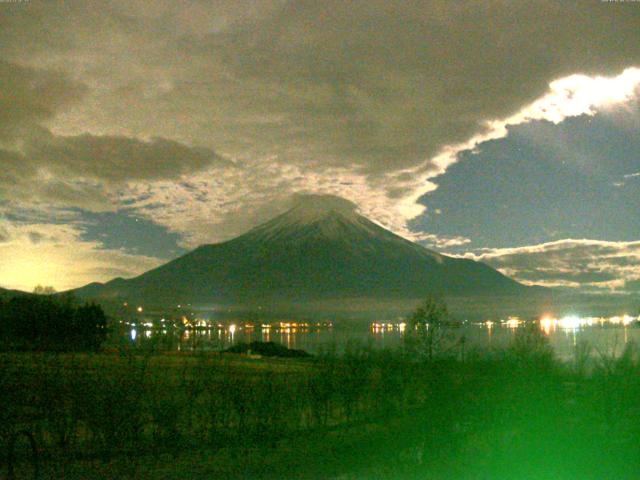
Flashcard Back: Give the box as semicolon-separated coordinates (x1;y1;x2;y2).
0;294;107;351
3;332;640;479
2;291;637;480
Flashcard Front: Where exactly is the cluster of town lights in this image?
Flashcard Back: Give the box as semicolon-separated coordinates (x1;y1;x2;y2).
371;322;407;333
538;314;637;334
126;315;333;332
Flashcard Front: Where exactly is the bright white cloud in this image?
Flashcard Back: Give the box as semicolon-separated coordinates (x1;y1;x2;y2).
510;67;640;124
386;67;640;225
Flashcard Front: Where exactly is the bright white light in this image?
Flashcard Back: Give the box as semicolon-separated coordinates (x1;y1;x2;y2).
229;324;237;334
558;315;583;330
614;314;636;326
539;316;556;335
130;329;137;341
505;317;521;329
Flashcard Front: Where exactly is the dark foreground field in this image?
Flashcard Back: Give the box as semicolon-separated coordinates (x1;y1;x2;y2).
3;331;640;479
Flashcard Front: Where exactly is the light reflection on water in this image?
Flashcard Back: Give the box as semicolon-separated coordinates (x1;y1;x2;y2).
123;315;640;360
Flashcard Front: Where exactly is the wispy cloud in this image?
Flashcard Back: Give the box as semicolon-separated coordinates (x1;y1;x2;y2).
417;234;472;249
457;239;640;293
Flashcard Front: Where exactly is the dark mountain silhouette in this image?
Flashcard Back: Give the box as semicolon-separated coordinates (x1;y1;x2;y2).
72;196;535;308
0;286;31;299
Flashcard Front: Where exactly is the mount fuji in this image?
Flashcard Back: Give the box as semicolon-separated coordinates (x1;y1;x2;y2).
72;196;536;311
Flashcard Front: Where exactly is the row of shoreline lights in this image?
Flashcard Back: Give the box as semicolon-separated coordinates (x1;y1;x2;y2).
371;315;638;333
129;304;636;334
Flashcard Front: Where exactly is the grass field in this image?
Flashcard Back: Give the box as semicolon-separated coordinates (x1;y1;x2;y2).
3;330;640;479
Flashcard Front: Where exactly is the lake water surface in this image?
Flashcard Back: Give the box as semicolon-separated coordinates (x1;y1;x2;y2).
125;314;640;361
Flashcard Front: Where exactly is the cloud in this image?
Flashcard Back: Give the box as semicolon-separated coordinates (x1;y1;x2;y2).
0;1;639;287
0;60;86;142
26;132;229;183
625;279;640;292
458;239;640;293
0;221;163;291
1;132;228;211
417;234;471;249
1;2;638;233
117;160;395;245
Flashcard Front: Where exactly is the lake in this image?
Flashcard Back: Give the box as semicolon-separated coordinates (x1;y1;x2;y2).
123;314;640;361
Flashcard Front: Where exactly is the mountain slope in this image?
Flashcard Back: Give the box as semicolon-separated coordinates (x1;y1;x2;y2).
72;197;531;306
0;286;32;299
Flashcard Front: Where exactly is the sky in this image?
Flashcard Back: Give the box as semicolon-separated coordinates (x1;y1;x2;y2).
0;0;639;294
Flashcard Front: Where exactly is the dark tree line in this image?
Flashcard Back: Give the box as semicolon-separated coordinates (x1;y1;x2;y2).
0;294;107;351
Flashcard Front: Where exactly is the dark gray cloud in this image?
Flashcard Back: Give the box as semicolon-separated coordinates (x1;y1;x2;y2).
196;0;640;172
4;1;639;174
26;133;229;183
1;131;229;210
0;60;85;141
